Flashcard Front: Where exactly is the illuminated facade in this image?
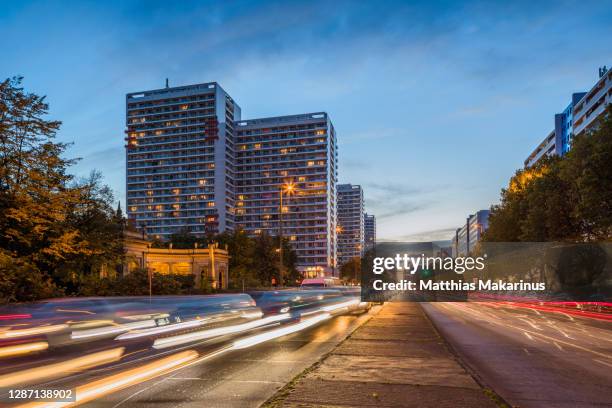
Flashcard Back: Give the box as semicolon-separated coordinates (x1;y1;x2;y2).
125;82;240;238
234;113;338;275
337;184;364;266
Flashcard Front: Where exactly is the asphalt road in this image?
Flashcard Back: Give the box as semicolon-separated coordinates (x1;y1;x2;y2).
78;310;374;408
422;302;612;408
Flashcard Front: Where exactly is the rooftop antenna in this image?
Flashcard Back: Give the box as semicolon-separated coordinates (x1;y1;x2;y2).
165;78;169;88
599;66;608;78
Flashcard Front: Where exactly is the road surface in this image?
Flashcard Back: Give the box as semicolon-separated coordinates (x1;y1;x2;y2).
83;311;372;408
423;302;612;408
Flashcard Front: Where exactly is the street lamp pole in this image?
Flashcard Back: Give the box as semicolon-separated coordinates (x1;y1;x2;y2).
279;181;295;287
279;187;284;287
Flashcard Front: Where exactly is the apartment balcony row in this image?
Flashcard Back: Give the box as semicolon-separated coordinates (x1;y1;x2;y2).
236;146;328;161
127;155;216;168
127;149;215;162
129;213;218;223
127;95;215;112
127;109;216;125
236;170;330;184
236;124;327;138
241;225;329;234
127;189;213;199
235;134;328;149
127;176;214;186
236;163;328;177
128;135;216;148
127;166;216;177
236;149;328;167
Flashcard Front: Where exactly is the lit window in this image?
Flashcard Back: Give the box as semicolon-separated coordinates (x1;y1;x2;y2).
199;179;206;185
307;161;315;166
316;130;325;135
172;188;180;195
298;176;306;182
207;202;215;207
254;143;261;149
130;206;137;212
180;104;189;110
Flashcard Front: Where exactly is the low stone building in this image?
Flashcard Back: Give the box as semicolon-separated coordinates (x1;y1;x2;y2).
123;230;229;289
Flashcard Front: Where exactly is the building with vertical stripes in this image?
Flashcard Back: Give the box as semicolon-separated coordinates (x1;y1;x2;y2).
234;113;338;276
125;82;240;238
337;184;364;266
364;213;376;252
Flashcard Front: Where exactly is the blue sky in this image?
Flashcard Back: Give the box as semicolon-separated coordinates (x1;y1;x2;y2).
1;0;610;241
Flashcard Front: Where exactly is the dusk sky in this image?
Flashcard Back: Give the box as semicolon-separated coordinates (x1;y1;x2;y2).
1;0;610;241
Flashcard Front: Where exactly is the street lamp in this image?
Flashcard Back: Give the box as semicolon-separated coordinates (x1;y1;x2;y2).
279;181;296;286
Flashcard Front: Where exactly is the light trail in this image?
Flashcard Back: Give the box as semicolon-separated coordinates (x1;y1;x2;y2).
152;313;290;349
15;350;199;408
0;347;125;387
0;341;48;358
116;311;264;340
0;324;67;339
71;320;156;340
232;313;331;349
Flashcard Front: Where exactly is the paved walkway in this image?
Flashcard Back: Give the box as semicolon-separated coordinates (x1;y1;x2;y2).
266;302;499;408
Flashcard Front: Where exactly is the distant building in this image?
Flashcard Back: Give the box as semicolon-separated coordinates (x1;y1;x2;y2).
125;82;241;238
525;92;586;168
337;184;364;266
525;66;612;168
364;213;376;252
524;130;556;168
451;210;490;256
234;113;338;276
123;230;229;289
573;66;612;136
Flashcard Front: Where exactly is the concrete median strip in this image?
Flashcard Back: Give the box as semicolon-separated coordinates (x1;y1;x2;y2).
262;302;503;408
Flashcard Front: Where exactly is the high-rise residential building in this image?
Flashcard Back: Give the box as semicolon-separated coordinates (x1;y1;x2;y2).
364;213;376;252
337;184;364;266
573;66;611;136
451;210;489;256
524;92;586;168
125;82;241;239
525;66;612;168
234;113;338;276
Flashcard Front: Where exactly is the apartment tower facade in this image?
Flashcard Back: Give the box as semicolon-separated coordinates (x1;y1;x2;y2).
337;184;365;266
364;213;376;252
234;113;338;276
125;82;241;238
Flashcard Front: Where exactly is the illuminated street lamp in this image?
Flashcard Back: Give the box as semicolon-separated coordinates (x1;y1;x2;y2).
279;181;297;286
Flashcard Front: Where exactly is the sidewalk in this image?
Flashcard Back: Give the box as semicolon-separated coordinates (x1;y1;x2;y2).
265;302;499;408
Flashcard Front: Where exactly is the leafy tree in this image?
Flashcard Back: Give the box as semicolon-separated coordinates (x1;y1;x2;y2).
0;76;123;302
484;105;612;243
340;257;361;283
